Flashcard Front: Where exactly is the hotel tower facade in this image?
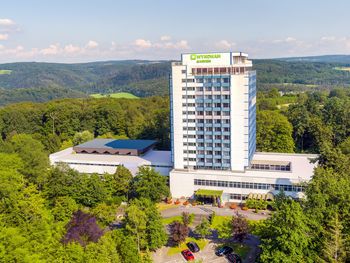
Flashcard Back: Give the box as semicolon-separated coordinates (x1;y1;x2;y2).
169;52;317;203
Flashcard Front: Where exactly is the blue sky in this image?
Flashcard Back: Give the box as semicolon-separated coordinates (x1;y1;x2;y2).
1;0;350;62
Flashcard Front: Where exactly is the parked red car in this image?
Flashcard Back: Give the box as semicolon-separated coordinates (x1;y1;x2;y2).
181;249;195;261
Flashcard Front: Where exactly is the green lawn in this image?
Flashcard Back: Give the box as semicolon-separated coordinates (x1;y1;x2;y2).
161;216;182;225
211;216;231;230
90;92;139;99
157;203;178;212
0;70;12;75
167;237;208;256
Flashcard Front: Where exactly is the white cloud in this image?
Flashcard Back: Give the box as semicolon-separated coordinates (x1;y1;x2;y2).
64;44;81;54
0;18;15;26
156;40;189;50
86;40;99;49
134;38;152;48
285;37;296;43
0;34;8;40
40;44;60;55
175;40;189;49
215;40;236;49
272;37;297;44
320;36;336;42
160;35;171;41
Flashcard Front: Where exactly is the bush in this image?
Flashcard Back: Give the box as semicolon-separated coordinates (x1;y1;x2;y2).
245;199;268;210
229;203;238;210
242;206;248;211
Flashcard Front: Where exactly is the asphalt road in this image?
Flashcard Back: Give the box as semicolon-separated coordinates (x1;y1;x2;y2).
161;205;270;221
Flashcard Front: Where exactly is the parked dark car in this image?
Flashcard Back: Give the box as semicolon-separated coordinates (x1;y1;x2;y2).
186;241;200;253
181;249;195;261
227;253;242;263
215;246;233;256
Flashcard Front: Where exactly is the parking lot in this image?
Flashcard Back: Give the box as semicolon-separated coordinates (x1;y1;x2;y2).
153;241;230;263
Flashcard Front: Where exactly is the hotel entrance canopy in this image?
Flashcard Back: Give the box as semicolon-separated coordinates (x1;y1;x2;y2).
195;189;223;197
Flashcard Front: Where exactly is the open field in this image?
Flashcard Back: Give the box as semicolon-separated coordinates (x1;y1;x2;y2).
0;70;12;75
334;66;350;72
90;92;139;99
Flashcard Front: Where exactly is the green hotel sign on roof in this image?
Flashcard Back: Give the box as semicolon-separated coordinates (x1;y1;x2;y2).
190;53;222;63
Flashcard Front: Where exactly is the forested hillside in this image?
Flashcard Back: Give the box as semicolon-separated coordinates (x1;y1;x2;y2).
0;88;349;261
1;58;350;106
0;61;170;105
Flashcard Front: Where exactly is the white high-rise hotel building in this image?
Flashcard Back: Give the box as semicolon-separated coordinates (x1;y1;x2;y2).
170;52;317;203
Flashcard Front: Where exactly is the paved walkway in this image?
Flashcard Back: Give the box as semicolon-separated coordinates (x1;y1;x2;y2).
161;205;270;221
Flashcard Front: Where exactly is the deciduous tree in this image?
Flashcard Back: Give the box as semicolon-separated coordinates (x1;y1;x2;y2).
232;214;249;243
195;217;211;238
169;221;189;245
130;166;169;202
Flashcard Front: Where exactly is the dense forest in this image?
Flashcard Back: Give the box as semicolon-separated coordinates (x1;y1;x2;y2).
0;87;349;261
1;57;350;105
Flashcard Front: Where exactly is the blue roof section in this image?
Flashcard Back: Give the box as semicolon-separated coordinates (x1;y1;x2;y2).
76;139;157;150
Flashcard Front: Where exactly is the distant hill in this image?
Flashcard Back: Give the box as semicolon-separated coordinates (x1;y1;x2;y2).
0;60;170;105
0;56;350;106
277;54;350;64
0;86;86;106
0;60;160;90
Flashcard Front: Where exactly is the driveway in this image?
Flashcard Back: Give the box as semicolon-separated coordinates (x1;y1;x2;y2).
161;205;270;221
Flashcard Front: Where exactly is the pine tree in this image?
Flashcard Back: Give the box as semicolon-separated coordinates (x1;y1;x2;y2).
322;212;346;263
